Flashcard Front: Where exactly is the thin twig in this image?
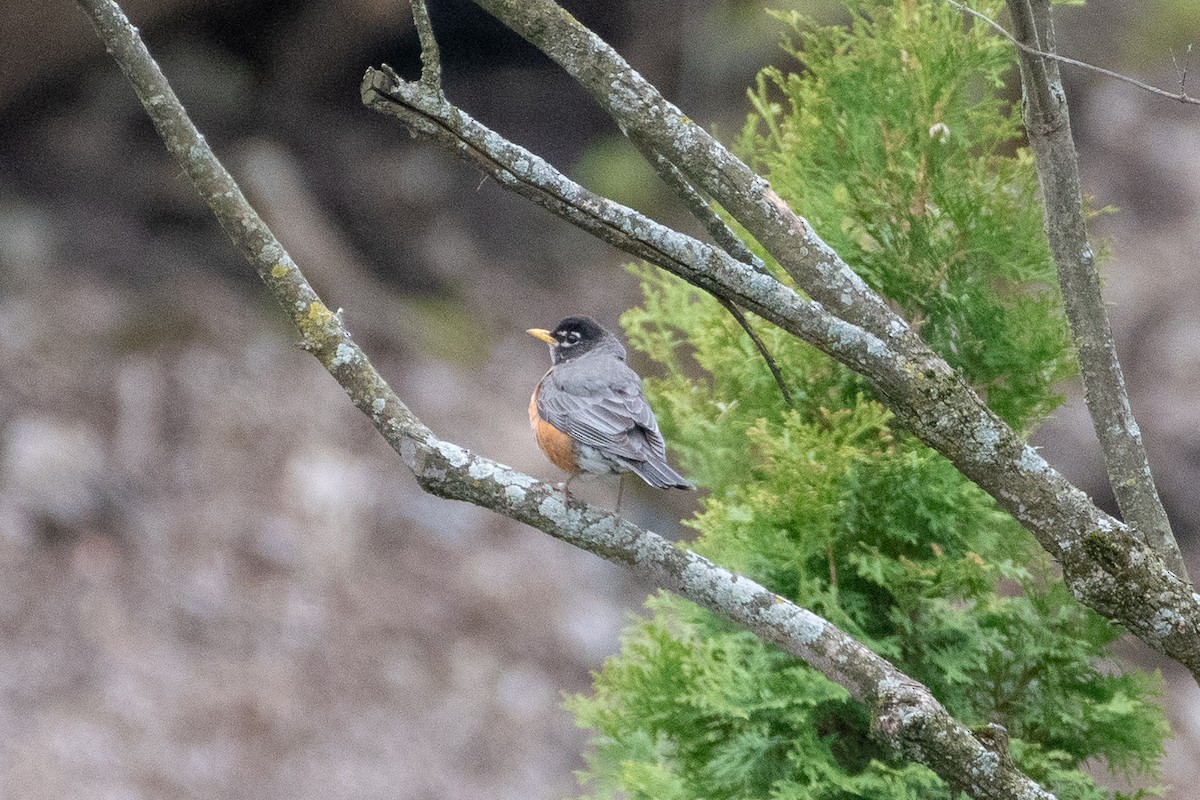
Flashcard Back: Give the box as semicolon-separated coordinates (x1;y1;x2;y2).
626;135;793;405
717;298;793;406
944;0;1200;106
410;0;442;92
1171;43;1193;95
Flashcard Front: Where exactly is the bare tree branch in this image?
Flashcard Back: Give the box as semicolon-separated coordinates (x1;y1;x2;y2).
943;0;1200;107
468;0;924;353
1002;0;1189;584
72;1;1061;795
410;0;442;93
631;140;767;274
359;67;898;382
363;14;1200;679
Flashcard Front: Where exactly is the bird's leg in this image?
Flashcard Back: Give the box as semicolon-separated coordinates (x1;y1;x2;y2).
616;474;626;514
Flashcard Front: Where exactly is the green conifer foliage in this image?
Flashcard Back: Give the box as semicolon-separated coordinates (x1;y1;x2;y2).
742;0;1078;428
567;3;1168;798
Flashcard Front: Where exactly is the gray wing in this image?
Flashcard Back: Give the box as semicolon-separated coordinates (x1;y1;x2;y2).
537;356;669;465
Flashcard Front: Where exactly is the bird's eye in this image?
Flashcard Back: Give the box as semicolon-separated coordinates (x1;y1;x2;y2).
562;331;581;345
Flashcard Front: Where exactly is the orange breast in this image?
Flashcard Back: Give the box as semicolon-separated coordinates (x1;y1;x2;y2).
530;386;578;473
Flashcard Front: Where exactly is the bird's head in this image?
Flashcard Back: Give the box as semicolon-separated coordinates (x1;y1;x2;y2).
527;316;623;364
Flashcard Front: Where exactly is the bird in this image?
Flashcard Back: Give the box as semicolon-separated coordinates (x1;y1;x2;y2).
526;316;692;502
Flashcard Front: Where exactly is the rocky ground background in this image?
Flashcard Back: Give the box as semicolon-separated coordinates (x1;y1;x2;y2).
0;0;1197;797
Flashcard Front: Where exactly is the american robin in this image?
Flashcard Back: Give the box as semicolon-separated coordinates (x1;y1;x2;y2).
527;316;692;493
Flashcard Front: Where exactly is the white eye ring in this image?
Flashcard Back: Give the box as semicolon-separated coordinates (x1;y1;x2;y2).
562;331;581;345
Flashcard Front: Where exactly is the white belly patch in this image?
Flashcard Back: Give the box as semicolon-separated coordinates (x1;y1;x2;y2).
574;443;628;475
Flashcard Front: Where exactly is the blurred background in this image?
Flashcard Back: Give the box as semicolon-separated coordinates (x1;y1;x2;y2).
0;0;1197;797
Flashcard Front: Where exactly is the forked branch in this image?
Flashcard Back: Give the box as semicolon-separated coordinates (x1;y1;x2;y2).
1003;0;1188;583
944;0;1199;107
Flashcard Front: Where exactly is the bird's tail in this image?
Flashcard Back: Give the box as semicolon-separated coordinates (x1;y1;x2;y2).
629;459;693;490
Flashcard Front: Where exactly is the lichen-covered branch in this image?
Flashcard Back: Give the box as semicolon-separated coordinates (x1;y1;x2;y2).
361;65;1200;680
410;0;442;92
73;1;1061;794
624;138;794;405
360;67;901;383
1004;0;1189;584
469;0;927;354
629;138;767;274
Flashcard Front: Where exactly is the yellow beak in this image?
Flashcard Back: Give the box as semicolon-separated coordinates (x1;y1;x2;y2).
526;328;556;344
